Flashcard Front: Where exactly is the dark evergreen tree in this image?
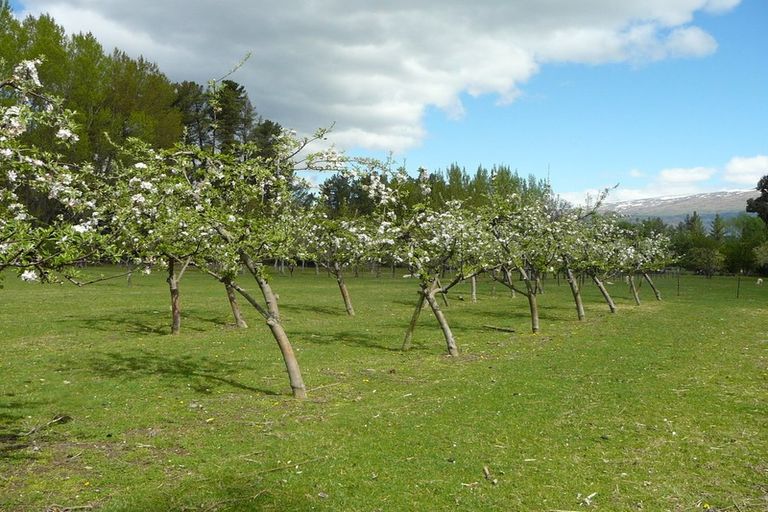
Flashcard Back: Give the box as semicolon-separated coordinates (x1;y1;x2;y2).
746;175;768;225
173;80;210;149
211;79;251;152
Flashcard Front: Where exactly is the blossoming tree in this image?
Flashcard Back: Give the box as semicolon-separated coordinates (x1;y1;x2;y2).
487;197;561;334
1;59;102;284
292;206;373;316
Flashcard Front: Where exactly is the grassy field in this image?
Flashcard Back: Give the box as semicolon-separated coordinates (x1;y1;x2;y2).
0;268;766;511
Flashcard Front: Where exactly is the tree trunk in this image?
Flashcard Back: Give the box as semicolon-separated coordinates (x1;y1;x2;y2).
435;277;449;307
628;274;641;305
238;251;282;322
402;290;426;351
565;266;585;321
518;268;539;333
422;285;459;356
256;275;281;321
470;275;478;303
643;272;662;301
167;257;181;335
265;316;307;399
503;268;516;298
225;282;248;328
591;274;617;313
334;264;355;316
526;285;540;333
226;279;306;399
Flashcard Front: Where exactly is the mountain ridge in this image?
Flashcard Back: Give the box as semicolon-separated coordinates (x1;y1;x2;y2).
600;189;759;225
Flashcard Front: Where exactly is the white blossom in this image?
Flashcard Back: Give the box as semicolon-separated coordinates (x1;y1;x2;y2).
55;127;79;143
20;269;38;282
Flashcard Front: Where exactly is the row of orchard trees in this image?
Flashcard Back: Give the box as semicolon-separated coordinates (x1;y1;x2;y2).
1;59;672;400
296;166;671;357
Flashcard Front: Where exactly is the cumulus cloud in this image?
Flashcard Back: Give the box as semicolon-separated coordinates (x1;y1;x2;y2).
17;0;738;152
723;155;768;185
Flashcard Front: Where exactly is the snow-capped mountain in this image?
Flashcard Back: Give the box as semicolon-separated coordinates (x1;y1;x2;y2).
601;190;759;225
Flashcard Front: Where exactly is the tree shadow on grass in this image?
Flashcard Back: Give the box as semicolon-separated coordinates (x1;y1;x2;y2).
118;473;315;512
76;307;229;336
0;399;45;460
86;350;280;396
280;303;346;316
77;313;170;336
293;328;403;352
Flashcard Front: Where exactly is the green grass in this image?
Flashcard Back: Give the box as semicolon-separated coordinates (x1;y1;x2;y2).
1;268;766;511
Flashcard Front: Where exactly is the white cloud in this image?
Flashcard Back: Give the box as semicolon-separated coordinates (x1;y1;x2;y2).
17;0;739;152
723;155;768;185
658;166;717;183
665;26;718;58
703;0;742;14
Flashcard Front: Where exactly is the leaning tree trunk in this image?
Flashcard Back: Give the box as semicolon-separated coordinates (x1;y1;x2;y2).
402;290;427;351
236;250;282;322
265;316;307;399
333;263;355;316
225;281;248;328
167;257;181;335
628;274;641;305
643;272;662;301
256;275;281;321
226;279;307;399
503;268;516;298
435;277;449;307
470;275;478;303
422;283;459;356
591;274;617;313
565;266;585;321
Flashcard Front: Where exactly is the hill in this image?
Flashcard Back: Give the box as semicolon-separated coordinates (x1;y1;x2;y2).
601;189;758;225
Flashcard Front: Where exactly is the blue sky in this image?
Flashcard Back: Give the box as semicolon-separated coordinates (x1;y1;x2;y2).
11;0;768;203
356;0;768;202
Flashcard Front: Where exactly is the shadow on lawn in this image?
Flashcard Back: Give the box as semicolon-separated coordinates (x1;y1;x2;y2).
77;308;229;336
86;350;280;396
280;303;346;316
293;328;404;352
0;399;41;460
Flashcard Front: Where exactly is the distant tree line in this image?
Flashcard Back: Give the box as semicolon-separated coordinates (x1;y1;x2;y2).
621;211;768;276
320;163;550;218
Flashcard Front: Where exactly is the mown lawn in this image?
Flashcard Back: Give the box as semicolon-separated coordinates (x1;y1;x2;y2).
0;268;766;511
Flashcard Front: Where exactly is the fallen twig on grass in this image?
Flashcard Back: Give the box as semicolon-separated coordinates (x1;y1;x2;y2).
255;456;327;475
201;490;268;512
45;505;93;512
22;414;72;436
308;382;342;392
482;325;516;333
